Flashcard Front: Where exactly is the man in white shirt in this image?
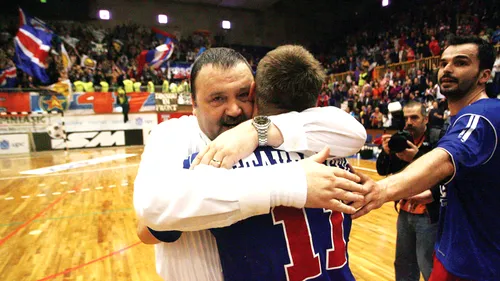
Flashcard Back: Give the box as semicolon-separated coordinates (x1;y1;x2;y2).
134;47;367;280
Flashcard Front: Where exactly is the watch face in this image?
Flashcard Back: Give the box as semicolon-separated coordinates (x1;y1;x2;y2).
254;116;269;125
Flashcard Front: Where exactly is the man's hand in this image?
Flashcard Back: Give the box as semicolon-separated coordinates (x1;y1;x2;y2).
190;120;258;169
351;177;389;219
301;147;367;214
395;141;418;162
137;220;161;245
382;134;392;154
407;189;434;205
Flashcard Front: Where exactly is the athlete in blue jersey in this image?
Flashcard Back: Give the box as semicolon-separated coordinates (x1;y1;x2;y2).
191;147;356;281
354;36;499;280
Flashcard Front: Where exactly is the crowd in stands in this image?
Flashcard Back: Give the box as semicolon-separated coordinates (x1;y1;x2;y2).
312;0;500;129
0;0;499;128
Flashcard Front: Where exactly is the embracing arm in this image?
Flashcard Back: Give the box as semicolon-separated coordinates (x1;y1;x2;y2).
192;106;366;168
134;116;310;231
135;111;365;232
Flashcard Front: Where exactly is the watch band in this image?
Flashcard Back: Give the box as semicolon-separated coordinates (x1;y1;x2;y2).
252;116;271;146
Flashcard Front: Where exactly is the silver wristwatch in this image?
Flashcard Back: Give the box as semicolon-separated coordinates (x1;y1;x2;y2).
252;115;271;146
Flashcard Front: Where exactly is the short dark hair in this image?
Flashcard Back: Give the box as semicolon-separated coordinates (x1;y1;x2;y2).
404;100;427;117
255;45;325;114
446;35;496;71
190;48;251;101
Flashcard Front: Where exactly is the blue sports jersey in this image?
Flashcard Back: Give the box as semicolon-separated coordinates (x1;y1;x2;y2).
436;99;500;280
183;147;356;281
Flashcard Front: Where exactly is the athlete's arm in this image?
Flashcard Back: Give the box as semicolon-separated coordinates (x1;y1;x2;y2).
353;114;496;219
352;148;453;219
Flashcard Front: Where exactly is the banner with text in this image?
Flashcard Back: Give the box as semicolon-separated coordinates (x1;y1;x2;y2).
0;134;30;154
0;113;63;133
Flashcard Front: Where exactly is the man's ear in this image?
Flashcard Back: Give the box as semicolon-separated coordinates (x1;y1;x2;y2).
478;69;491;85
191;95;197;116
248;81;256;101
191;94;197;107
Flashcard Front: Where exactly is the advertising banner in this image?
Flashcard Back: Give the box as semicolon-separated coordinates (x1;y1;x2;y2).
0;113;62;133
0;92;156;115
155;93;178;112
0;134;30;154
31;113;157;151
157;112;192;123
63;113;158;132
33;129;144;151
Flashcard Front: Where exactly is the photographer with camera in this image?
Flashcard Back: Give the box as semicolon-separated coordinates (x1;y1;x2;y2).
376;101;440;281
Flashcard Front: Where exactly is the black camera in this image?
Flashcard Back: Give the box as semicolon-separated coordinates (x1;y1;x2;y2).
388;130;414;153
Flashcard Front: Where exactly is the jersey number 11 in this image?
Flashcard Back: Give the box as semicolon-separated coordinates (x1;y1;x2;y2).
272;207;347;281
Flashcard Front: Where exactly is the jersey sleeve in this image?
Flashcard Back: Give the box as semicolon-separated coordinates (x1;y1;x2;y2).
147;228;183;242
437;114;497;183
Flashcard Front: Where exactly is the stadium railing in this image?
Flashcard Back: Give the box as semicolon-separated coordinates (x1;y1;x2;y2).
331;43;500;83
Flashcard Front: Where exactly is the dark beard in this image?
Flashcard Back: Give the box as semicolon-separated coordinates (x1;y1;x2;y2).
439;72;480;102
440;86;470;102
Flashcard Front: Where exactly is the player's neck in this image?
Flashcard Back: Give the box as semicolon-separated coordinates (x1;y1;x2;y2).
448;87;488;116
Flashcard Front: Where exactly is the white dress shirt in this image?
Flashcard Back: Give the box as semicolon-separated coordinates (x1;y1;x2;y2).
133;106;366;281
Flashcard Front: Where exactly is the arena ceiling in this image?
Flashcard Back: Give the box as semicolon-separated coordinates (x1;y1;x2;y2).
172;0;282;10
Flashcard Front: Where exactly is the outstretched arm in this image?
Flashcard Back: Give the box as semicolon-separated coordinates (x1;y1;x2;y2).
352;148;453;219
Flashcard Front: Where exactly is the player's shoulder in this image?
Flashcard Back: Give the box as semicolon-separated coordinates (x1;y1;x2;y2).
458;99;500;119
453;99;500;128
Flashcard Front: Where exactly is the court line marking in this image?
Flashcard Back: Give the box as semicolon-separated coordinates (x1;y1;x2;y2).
0;208;133;227
3;180;131;201
19;154;137;175
0;147;143;161
0;185;80;246
0;163;139;181
37;241;141;281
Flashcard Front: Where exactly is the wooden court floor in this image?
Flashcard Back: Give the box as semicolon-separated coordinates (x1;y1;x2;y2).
0;146;419;281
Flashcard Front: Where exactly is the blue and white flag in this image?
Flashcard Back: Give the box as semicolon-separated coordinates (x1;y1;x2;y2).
14;9;54;84
137;38;175;75
0;66;17;88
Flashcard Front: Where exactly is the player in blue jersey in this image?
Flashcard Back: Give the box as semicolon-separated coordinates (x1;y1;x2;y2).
149;45;361;281
353;35;499;281
206;45;357;281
